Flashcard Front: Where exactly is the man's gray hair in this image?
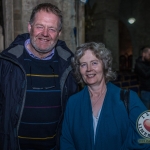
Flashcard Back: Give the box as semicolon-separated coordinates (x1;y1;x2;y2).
29;3;63;31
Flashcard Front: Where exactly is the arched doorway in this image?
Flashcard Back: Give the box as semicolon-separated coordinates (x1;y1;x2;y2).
119;20;133;72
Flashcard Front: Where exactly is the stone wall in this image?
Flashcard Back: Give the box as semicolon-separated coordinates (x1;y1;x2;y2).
2;0;150;71
2;0;85;53
0;25;4;52
2;0;14;48
85;0;120;70
119;0;150;71
22;0;76;52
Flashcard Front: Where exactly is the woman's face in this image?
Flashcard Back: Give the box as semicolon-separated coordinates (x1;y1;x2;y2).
79;50;105;86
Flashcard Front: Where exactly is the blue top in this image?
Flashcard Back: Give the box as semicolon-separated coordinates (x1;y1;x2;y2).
60;82;150;150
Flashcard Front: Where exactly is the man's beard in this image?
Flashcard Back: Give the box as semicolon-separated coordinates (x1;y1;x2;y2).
144;57;150;64
30;38;57;54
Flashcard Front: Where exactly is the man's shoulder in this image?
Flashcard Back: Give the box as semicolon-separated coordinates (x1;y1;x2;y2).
135;57;150;68
1;33;28;57
1;44;25;60
56;40;74;61
135;57;145;68
135;56;142;63
9;33;29;48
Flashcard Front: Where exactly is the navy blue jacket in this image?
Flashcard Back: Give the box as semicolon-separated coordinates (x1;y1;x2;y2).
135;56;150;91
0;33;78;150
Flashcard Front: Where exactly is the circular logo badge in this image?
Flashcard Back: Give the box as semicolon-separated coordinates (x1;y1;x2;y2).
136;110;150;139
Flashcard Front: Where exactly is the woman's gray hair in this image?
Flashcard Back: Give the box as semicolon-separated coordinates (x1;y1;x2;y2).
71;42;116;84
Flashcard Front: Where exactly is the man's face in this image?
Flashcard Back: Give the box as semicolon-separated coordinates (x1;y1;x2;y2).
28;10;61;54
143;49;150;63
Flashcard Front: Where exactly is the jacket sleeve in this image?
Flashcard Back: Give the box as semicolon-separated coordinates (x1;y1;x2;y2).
66;70;78;98
121;91;150;149
135;61;150;78
60;98;76;150
0;60;1;116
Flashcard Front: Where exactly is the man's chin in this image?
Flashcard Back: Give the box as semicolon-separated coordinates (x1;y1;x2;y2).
145;59;150;64
35;49;52;53
31;42;54;53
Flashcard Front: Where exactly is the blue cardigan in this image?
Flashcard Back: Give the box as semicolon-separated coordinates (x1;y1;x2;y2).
60;82;150;150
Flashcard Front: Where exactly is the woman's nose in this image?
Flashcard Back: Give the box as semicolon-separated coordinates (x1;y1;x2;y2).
86;64;92;71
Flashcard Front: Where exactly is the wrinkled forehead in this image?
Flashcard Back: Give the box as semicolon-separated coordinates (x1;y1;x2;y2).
145;49;150;56
148;49;150;53
80;49;98;59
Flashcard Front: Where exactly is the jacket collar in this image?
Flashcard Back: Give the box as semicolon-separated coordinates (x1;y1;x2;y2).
1;33;74;62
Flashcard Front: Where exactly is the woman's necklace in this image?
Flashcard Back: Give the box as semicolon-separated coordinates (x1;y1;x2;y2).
91;87;107;108
91;87;107;119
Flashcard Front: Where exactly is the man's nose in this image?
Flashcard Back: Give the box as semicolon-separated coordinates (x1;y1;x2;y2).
42;28;49;36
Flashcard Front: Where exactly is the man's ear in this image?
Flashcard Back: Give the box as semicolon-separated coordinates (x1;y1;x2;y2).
58;30;61;37
28;22;32;33
142;52;146;60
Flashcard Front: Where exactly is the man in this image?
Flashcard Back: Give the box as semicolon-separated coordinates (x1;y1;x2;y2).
0;3;78;150
135;46;150;109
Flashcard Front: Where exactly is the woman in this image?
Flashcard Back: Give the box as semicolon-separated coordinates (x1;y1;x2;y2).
60;42;150;150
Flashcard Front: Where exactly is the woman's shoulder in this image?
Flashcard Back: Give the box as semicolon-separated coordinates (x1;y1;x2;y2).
106;82;138;104
107;82;146;110
69;86;87;99
67;86;88;105
107;82;121;93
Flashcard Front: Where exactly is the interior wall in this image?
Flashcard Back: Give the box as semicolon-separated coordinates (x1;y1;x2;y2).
119;0;150;71
2;0;84;53
14;0;22;38
2;0;14;48
0;0;4;52
0;0;3;31
85;0;120;71
3;0;150;71
84;0;150;72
